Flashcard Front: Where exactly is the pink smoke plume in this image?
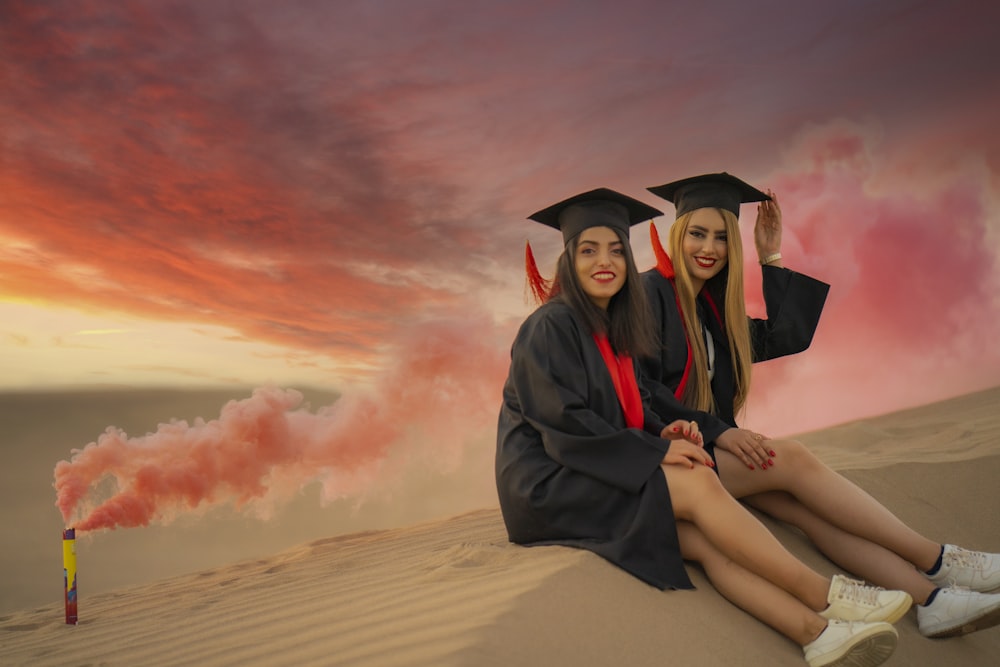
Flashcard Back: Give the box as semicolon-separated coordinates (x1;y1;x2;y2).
55;314;514;532
738;120;1000;436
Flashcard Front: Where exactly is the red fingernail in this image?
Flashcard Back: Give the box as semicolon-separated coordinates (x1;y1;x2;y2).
672;427;680;432
769;450;776;457
768;459;774;466
748;464;755;470
761;462;768;469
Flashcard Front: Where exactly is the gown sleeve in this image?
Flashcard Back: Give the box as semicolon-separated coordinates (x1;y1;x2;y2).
509;307;669;494
749;265;831;362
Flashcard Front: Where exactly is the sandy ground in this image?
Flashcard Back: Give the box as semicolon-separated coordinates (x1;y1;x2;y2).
1;386;998;665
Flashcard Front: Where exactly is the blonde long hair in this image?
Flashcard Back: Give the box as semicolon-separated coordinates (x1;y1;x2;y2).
667;209;753;416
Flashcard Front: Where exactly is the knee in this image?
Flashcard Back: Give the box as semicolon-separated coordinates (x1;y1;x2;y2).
773;438;823;472
665;463;727;515
677;461;726;491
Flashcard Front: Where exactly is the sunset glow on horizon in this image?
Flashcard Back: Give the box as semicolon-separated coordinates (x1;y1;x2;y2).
3;0;1000;437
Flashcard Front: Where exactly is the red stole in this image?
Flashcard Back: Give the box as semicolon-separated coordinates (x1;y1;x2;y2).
593;334;644;429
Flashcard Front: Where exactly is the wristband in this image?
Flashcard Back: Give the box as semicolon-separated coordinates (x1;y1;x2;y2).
760;252;782;265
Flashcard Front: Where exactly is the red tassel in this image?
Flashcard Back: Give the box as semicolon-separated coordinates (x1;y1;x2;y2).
650;223;675;279
525;241;552;304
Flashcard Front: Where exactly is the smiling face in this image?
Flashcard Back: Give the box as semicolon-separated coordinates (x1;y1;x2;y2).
574;225;626;310
681;208;728;291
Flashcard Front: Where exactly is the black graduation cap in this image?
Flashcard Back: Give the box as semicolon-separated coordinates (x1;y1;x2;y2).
528;188;663;244
646;173;770;219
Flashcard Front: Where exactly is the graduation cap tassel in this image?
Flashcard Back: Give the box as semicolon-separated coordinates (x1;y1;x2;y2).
650;222;675;278
524;241;552;304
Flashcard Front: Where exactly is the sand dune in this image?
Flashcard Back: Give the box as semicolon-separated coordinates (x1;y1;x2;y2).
2;387;999;666
795;385;1000;471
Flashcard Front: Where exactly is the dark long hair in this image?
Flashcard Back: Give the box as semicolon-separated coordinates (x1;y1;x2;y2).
549;227;657;358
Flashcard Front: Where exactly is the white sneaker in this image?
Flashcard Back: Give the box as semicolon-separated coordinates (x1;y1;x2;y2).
927;545;1000;592
917;586;1000;638
819;574;912;624
803;619;897;667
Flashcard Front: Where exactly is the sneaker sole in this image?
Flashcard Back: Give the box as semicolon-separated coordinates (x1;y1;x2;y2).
922;601;1000;638
876;595;912;625
811;627;897;667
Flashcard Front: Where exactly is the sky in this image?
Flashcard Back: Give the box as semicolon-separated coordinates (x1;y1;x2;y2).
3;1;1000;527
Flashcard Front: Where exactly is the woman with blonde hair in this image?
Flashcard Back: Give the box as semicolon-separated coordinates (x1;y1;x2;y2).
641;172;1000;640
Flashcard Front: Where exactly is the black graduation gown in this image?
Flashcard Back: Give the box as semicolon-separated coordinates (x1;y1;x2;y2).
495;299;693;590
641;265;831;432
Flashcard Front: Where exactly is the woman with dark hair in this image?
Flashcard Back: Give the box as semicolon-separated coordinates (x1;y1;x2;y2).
641;172;1000;640
496;188;908;667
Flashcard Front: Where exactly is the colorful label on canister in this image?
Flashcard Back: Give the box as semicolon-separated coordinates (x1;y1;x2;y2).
63;528;77;625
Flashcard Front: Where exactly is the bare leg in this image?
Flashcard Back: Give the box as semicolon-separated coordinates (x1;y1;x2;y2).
746;491;938;604
716;439;941;571
676;520;826;645
661;462;829;611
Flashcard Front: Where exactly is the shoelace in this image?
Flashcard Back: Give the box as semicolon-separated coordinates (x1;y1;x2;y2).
834;578;883;607
945;547;987;571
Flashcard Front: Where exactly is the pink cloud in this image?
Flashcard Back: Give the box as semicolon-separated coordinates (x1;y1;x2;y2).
740;122;1000;434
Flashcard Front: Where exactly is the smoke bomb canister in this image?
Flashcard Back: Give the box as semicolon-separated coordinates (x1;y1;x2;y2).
63;528;78;625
